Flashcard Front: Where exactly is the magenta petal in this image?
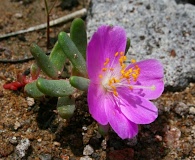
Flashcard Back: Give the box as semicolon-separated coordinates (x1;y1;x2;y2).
105;101;138;139
87;83;109;125
117;89;158;124
87;25;127;82
126;59;164;99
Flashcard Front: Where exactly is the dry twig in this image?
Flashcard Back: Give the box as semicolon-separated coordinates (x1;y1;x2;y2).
0;8;87;40
0;8;87;63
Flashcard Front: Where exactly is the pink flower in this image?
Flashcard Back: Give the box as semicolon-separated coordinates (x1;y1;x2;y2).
87;25;164;139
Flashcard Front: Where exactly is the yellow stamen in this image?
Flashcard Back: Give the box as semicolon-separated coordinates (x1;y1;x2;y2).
131;59;136;63
104;58;110;66
120;52;124;56
129;86;133;90
102;68;107;71
113;90;118;96
99;74;103;78
98;52;154;97
115;52;119;57
110;85;118;96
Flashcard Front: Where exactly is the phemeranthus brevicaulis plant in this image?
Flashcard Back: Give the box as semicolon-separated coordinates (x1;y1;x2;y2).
87;25;164;139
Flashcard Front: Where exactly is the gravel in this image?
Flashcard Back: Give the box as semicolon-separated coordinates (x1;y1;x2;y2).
87;0;195;89
83;144;94;156
15;138;30;158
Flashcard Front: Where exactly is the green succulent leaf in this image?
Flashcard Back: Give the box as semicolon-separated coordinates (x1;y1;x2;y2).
58;32;87;77
24;81;45;98
36;78;75;97
57;96;75;119
30;43;58;79
49;41;67;72
70;18;87;60
70;76;89;91
125;38;131;55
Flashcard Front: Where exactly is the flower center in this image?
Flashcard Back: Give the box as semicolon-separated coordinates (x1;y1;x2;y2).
99;52;148;96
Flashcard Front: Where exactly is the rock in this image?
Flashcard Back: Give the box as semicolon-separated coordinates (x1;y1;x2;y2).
26;97;35;107
87;0;195;89
80;156;92;160
174;102;189;116
189;106;195;114
14;121;22;130
83;144;94;156
9;136;18;145
39;154;52;160
15;138;30;158
14;13;23;19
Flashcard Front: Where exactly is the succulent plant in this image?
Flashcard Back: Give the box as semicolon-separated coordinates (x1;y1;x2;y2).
24;18;89;119
3;19;164;139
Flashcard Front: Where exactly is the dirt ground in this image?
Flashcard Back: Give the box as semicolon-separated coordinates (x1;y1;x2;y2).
0;0;195;160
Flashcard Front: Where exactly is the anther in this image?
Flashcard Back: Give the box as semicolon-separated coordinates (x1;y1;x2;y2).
120;52;124;56
131;59;136;63
99;74;103;78
104;58;110;66
115;52;119;57
129;86;133;90
102;68;107;71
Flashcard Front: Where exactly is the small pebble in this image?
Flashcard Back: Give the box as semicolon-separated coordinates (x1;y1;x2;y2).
14;13;23;19
174;102;189;116
83;145;94;156
14;121;21;130
53;141;61;147
9;136;18;144
189;107;195;115
39;154;52;160
26;97;35;107
80;156;92;160
82;126;88;131
101;139;107;150
37;138;42;142
155;135;163;142
15;138;30;158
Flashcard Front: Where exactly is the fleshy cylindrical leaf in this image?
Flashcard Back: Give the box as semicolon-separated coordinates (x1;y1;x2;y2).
30;43;58;79
70;18;87;60
24;81;45;98
69;76;89;91
49;41;67;72
57;96;75;119
36;78;75;97
58;32;87;77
